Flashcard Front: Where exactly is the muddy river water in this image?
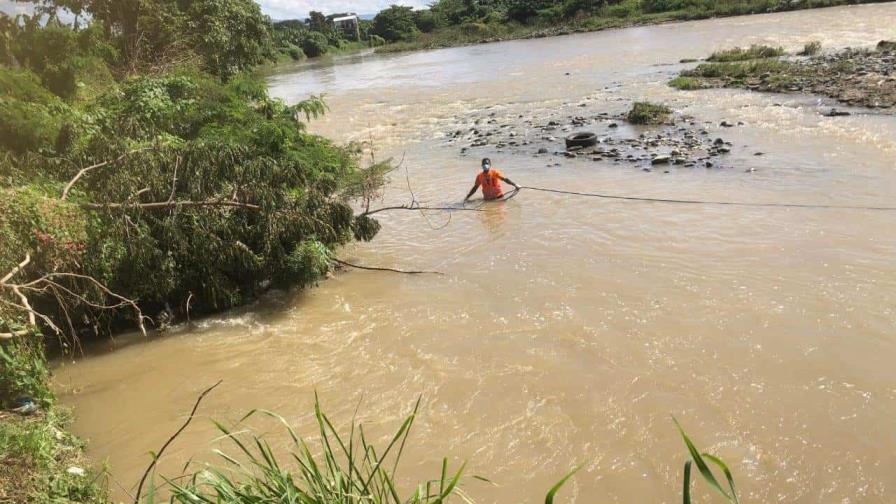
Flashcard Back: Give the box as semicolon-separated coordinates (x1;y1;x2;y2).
55;4;896;502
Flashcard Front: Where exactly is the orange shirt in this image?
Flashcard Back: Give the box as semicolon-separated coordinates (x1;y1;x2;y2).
476;169;504;200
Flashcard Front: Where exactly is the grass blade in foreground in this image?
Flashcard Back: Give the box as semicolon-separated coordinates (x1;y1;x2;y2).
152;397;469;504
545;465;582;504
674;417;739;503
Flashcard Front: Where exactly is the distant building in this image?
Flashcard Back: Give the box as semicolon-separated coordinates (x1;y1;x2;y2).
331;14;360;41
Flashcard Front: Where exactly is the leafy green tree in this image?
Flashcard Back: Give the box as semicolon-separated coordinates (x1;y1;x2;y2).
186;0;274;78
505;0;554;23
413;9;437;32
301;31;329;57
308;10;332;34
372;5;420;43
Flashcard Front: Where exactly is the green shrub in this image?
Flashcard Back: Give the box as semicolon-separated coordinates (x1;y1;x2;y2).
0;338;52;407
0;97;66;153
627;101;672;124
669;76;705;89
286;45;306;60
373;5;420;42
301;31;329;57
707;44;784;62
683;58;792;79
799;40;822;56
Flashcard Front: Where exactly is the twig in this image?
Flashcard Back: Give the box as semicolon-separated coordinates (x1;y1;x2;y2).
61;149;151;200
1;254;30;284
360;204;481;217
133;380;222;504
333;258;444;275
167;157;180;204
185;292;194;323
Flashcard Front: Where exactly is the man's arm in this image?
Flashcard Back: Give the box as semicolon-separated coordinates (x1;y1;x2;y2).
464;183;480;201
500;176;520;189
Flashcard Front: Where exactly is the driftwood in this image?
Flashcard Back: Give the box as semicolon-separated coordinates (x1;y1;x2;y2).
333;258;444;276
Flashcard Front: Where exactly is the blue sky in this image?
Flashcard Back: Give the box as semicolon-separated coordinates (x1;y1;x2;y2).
0;1;428;20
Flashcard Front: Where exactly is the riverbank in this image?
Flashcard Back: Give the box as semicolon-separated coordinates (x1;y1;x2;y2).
671;41;896;109
1;340;107;502
1;1;386;500
376;0;894;54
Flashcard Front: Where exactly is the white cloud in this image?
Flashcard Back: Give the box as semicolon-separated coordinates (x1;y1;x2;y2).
258;0;429;19
0;0;423;22
0;0;35;16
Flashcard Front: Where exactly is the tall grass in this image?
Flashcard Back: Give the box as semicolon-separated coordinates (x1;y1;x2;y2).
627;102;672;124
144;395;737;504
707;45;785;62
150;396;577;503
683;58;792;79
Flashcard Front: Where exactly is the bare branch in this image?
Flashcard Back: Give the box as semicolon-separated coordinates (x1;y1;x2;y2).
333;258;444;276
61;149;151;200
133;380;222;504
1;254;30;284
360;204;481;217
82;200;261;212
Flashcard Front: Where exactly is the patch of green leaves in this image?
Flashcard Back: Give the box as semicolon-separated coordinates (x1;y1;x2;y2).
627;101;672;125
674;417;740;504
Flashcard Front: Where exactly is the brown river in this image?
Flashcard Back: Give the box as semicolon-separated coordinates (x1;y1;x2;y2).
55;4;896;503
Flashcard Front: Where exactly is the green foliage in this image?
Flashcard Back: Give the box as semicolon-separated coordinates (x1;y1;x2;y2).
156;397;464;504
285;240;332;287
0;407;108;503
0;15;384;339
302;31;330;57
414;9;438;32
627;101;672;124
668;76;705;90
707;44;784;62
377;0;889;52
185;0;275;79
373;5;421;43
286;44;306;61
799;40;822;56
0;338;52;407
0;70;73;152
675;418;740;504
683;58;792;79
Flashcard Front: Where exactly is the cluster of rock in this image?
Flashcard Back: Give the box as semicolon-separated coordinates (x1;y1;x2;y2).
684;41;896;110
446;108;739;172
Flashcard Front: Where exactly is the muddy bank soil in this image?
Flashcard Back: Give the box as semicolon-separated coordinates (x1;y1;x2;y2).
679;41;896;110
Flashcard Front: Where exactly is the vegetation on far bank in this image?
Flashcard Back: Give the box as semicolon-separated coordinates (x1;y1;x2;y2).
362;0;893;53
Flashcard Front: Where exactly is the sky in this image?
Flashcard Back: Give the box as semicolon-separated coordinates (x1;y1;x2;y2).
258;0;428;19
0;0;429;20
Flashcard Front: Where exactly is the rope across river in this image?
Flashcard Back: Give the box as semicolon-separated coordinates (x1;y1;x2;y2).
517;186;896;211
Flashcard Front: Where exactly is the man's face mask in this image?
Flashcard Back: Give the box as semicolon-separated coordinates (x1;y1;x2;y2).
482;162;491;171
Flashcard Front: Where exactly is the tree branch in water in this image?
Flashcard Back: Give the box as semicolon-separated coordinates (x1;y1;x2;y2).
133;380;223;504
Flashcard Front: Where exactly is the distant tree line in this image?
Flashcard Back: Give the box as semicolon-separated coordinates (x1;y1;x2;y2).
367;0;895;43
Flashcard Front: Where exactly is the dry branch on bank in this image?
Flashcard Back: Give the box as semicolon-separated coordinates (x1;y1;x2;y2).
0;253;148;341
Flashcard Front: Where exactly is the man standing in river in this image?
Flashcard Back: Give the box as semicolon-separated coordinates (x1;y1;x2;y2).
464;158;519;202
